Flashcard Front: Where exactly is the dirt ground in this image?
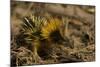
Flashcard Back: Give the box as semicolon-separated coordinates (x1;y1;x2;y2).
11;1;95;66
